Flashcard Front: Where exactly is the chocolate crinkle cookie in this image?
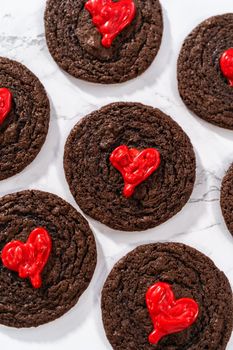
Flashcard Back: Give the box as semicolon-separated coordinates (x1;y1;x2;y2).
0;190;97;328
0;57;50;180
102;242;233;350
44;0;163;84
221;163;233;235
64;102;196;231
178;14;233;129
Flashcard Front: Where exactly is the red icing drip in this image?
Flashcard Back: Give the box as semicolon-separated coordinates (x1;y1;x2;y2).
110;145;161;198
146;282;199;345
0;88;12;125
85;0;136;48
220;48;233;86
1;228;52;289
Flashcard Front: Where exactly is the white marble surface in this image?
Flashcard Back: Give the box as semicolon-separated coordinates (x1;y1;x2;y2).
0;0;233;349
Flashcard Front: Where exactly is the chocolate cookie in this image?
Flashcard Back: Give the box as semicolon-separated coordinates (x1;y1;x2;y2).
178;14;233;129
0;190;97;328
44;0;163;84
102;242;233;349
0;57;50;180
221;163;233;236
64;102;196;231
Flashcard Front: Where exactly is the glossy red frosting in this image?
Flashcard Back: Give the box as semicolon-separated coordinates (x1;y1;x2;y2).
1;228;52;289
0;87;12;125
146;282;199;344
85;0;136;48
110;145;161;198
220;48;233;86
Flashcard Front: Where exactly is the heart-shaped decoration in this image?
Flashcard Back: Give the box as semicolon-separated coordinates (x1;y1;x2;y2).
85;0;136;48
1;228;52;289
146;282;199;345
220;48;233;86
110;145;161;198
0;87;12;125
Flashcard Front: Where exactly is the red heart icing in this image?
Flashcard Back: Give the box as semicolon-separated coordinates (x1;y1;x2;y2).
85;0;136;48
146;282;199;345
110;145;161;198
1;228;52;289
220;48;233;86
0;87;12;125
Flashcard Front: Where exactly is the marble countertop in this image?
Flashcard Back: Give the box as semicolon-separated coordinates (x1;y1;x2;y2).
0;0;233;349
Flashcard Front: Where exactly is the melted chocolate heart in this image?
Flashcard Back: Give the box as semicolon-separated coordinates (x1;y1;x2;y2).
146;282;199;345
110;145;161;198
85;0;136;48
1;228;52;289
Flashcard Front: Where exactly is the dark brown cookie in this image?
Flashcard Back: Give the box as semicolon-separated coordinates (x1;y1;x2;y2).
221;163;233;235
0;57;50;180
44;0;163;84
102;242;233;349
178;14;233;129
0;190;97;328
64;102;196;231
